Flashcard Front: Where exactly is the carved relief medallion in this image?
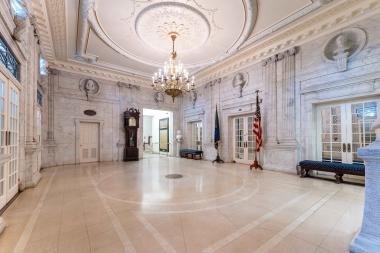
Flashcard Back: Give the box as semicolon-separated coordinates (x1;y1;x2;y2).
323;28;367;72
232;72;249;97
79;79;100;95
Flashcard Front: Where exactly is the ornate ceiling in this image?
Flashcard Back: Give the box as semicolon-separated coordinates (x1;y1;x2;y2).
72;0;259;75
28;0;380;86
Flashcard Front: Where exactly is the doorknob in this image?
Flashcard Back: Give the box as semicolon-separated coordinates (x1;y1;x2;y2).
347;143;351;153
342;143;346;152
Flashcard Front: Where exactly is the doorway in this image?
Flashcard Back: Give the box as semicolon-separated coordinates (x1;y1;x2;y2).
0;71;20;210
79;122;99;163
233;115;255;164
142;109;173;156
316;99;378;164
191;121;203;150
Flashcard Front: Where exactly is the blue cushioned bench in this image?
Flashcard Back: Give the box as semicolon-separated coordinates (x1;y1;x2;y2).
298;160;365;184
180;149;203;160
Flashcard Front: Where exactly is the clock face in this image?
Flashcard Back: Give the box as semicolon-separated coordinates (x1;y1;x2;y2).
129;117;137;127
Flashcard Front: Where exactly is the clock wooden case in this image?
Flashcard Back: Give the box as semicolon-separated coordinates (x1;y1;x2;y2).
123;108;140;161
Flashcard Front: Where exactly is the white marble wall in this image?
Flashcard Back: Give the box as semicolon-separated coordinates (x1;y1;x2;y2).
41;71;181;166
182;15;380;173
0;1;42;189
182;63;264;162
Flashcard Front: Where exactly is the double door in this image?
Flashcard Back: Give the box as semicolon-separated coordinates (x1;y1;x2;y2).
0;71;20;210
317;100;378;164
233;115;255;164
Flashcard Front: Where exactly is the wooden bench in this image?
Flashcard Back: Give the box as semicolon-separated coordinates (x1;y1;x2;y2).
180;149;203;160
298;160;365;184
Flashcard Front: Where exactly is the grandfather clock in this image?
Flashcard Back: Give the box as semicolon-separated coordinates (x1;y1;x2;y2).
124;108;140;161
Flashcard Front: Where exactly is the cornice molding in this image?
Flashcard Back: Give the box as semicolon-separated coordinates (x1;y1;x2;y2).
240;0;331;50
195;0;380;83
29;0;380;89
49;60;152;87
28;0;55;61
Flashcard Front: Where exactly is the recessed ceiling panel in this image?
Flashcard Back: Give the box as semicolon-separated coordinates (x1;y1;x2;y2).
87;0;256;70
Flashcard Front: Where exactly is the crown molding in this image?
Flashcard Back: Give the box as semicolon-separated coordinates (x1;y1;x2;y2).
239;0;331;50
28;0;55;61
30;0;380;88
49;60;152;87
195;0;380;83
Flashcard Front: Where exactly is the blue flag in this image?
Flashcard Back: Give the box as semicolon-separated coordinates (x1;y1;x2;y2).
214;105;220;148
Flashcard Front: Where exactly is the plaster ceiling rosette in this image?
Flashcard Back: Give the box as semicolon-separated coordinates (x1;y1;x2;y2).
135;2;211;54
76;0;258;74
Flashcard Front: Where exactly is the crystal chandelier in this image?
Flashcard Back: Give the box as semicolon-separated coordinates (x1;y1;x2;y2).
152;32;195;102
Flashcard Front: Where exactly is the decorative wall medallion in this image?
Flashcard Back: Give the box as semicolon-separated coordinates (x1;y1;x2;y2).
232;72;249;97
135;2;211;53
84;110;97;116
153;92;165;104
323;28;367;72
190;90;198;107
79;79;100;100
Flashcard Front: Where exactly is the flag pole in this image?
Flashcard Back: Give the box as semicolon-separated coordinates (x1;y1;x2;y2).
250;90;263;170
212;104;224;164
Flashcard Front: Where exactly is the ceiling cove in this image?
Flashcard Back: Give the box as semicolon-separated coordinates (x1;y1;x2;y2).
76;0;258;73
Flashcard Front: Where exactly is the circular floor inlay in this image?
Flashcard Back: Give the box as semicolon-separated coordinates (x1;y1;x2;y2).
165;174;184;179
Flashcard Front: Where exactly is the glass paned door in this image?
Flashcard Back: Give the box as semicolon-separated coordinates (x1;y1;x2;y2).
0;72;7;209
233;115;254;164
0;164;5;208
192;121;202;150
351;102;378;163
7;82;19;201
0;72;20;209
318;99;378;164
320;105;344;163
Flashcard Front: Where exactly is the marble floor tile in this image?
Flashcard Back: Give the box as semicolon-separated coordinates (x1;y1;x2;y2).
0;157;364;253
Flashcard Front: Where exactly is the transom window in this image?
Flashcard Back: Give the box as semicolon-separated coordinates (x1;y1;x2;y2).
0;36;19;80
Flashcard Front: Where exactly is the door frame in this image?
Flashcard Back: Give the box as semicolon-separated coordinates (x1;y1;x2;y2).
315;98;379;163
232;114;254;165
75;119;104;164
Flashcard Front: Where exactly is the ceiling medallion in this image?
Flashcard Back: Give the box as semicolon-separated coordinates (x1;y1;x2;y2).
135;1;210;53
152;32;195;102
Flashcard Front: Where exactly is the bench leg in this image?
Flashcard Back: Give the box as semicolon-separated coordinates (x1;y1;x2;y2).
335;173;343;184
300;168;309;178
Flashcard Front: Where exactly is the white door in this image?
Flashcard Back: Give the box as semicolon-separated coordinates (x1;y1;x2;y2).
233;115;255;164
80;122;99;163
7;82;19;201
0;72;20;208
192;121;202;150
318;99;378;164
0;74;6;209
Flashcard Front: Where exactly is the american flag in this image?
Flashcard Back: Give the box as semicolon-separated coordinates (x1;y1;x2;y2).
253;92;263;152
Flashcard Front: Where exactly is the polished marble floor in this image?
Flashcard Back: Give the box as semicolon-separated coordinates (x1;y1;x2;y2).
0;156;364;253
